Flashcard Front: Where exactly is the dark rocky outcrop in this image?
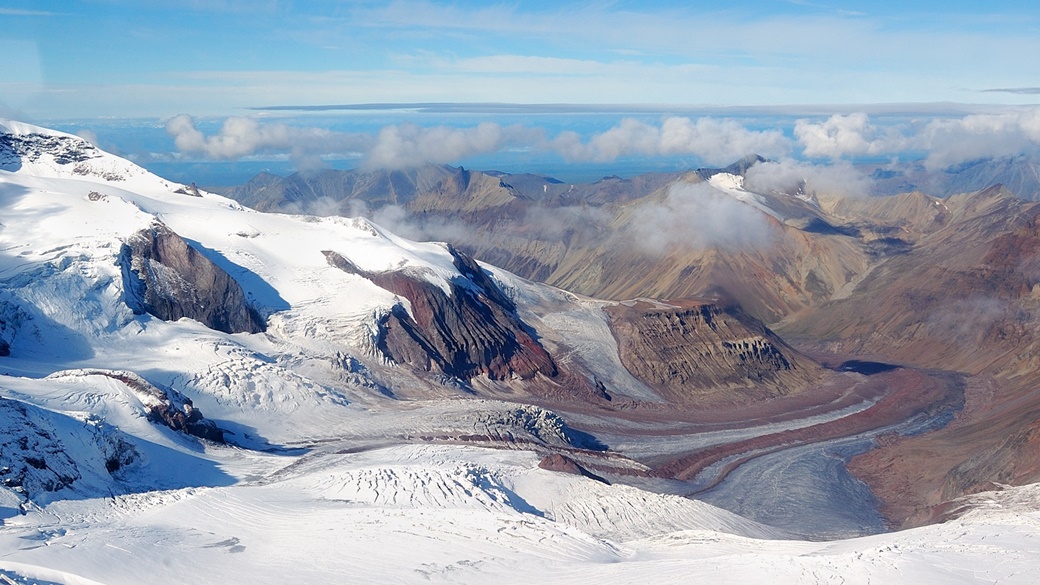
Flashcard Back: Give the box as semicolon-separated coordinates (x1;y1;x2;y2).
323;247;556;381
0;132;101;170
119;222;265;334
0;398;83;497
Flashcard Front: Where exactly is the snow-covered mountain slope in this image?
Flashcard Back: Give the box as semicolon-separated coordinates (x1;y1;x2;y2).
2;119;1039;583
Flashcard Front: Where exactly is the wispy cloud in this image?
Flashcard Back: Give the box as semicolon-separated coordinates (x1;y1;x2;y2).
629;182;778;255
0;8;64;16
12;1;1040;119
745;158;874;198
983;87;1040;95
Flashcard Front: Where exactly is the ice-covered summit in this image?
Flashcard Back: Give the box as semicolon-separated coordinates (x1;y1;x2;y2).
0;118;184;190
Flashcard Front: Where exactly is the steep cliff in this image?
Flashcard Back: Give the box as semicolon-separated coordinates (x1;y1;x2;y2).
119;222;266;334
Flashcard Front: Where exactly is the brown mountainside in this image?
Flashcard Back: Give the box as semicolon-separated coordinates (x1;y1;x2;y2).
606;299;822;405
780;186;1040;527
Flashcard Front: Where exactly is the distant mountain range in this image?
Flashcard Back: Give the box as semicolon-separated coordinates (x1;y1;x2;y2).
866;154;1040;199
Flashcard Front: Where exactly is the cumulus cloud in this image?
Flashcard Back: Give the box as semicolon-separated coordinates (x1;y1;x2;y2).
794;113;908;159
629;182;777;255
363;122;541;170
166;108;1040;176
165;114;371;164
553;117;790;165
794;108;1040;169
166;115;543;171
915;109;1040;170
745;158;874;198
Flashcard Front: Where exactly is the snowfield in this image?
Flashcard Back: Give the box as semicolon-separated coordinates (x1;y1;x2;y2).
0;120;1038;583
0;444;1036;584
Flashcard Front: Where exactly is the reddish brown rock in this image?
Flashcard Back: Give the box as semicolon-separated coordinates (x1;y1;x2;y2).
538;453;609;484
324;248;556;382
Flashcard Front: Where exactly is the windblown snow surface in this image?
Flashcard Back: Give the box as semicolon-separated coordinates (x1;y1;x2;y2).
0;120;1037;584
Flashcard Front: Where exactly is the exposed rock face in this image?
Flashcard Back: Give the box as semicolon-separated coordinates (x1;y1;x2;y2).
864;155;1040;200
0;398;82;497
785;187;1040;528
0;131;100;169
223;159;880;325
0;395;140;504
119;222;265;334
323;248;556;381
606;300;819;403
119;375;224;444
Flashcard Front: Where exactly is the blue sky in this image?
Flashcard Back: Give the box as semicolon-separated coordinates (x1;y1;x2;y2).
2;1;1040;181
3;0;1040;119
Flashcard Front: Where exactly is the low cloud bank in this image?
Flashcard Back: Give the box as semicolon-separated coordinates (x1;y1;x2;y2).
795;108;1040;170
364;122;541;170
166;115;371;167
552;117;790;166
167;107;1040;174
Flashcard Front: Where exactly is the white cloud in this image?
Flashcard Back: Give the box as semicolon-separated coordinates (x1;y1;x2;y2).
794;113;908;159
364;122;541;170
0;8;64;16
166;114;792;170
794;108;1040;169
629;182;777;255
165;115;545;170
553;117;791;166
74;129;100;147
916;108;1040;169
165;108;1040;175
165;114;371;163
745;158;874;198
